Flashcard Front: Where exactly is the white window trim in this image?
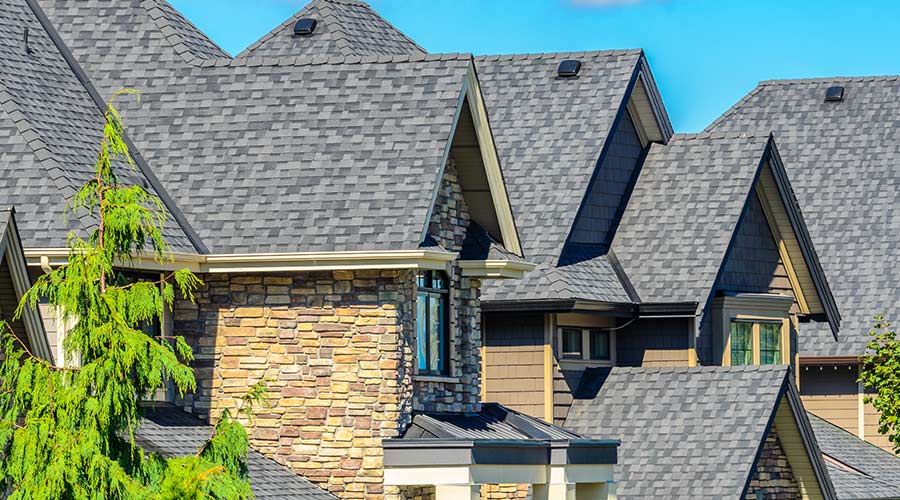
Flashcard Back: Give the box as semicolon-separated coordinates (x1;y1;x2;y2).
556;326;616;367
712;293;792;367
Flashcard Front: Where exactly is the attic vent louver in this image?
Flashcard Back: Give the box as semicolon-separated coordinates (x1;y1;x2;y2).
825;86;844;102
558;60;582;78
293;18;317;36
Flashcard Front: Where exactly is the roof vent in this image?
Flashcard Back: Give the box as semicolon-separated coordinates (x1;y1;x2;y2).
825;86;844;102
293;18;317;36
557;59;582;78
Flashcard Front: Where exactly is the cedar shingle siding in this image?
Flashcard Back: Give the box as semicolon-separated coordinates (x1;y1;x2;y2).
719;192;794;298
616;317;691;367
483;314;545;417
567;110;645;253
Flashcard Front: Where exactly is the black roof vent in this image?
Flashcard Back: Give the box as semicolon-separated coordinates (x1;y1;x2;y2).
293;18;317;36
558;59;582;78
825;86;844;102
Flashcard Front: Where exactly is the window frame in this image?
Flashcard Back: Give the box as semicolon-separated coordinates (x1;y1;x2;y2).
415;270;451;376
713;294;792;368
556;326;615;365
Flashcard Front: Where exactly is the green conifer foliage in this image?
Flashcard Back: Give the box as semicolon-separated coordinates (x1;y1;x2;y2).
0;91;256;499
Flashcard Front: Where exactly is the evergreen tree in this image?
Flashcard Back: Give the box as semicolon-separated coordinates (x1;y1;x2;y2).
0;91;257;499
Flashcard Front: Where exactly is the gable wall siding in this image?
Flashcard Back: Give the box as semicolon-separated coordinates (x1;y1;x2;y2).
719;191;794;299
616;317;691;367
568;110;644;248
0;254;27;348
800;366;859;437
482;312;545;418
744;427;802;500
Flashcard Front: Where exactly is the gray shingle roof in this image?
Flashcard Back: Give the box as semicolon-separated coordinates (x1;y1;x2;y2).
238;0;424;59
0;0;196;252
706;77;900;357
809;412;900;500
611;132;773;306
97;55;472;253
565;365;790;499
137;405;336;500
477;50;643;304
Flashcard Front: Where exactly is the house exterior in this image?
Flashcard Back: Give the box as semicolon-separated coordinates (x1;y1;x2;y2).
2;0;900;498
706;77;900;454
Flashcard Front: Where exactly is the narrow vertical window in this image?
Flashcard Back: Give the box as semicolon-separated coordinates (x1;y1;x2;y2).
759;322;782;365
415;271;449;375
589;330;610;360
561;328;583;359
730;321;753;366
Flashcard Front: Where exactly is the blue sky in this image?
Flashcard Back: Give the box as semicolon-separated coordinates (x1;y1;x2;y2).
170;0;900;132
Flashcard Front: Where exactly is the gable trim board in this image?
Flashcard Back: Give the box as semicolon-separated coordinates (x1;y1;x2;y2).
22;0;209;255
0;209;52;362
704;137;840;337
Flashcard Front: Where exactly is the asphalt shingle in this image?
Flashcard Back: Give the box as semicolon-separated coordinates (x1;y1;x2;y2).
707;77;900;357
565;365;790;500
137;405;336;500
611;132;773;306
238;0;424;59
809;412;900;500
0;0;196;251
477;50;644;304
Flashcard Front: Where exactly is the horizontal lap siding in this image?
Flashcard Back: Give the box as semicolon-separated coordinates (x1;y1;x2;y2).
865;399;893;452
800;366;859;436
483;313;545;419
616;317;690;367
0;255;27;349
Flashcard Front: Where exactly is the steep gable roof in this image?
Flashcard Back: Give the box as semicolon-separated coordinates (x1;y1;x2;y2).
478;50;663;306
0;0;198;252
707;76;900;357
611;131;839;334
809;412;900;500
565;365;836;500
239;0;424;59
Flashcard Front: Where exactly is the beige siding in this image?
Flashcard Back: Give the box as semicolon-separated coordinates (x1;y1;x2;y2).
616;317;691;367
773;396;826;500
483;313;545;418
864;399;894;452
800;366;859;437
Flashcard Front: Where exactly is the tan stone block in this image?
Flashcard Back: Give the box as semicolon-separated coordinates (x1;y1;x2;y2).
333;270;355;281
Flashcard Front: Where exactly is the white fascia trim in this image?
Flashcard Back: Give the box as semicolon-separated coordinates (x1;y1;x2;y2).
458;259;537;279
25;248;459;274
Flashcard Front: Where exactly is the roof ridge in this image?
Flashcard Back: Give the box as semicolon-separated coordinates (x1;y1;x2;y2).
703;84;766;133
759;74;900;86
141;0;230;62
201;52;473;68
475;48;642;61
671;130;773;141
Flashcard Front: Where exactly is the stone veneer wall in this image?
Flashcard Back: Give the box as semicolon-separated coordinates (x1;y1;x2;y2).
416;156;482;413
744;428;801;500
170;157;484;499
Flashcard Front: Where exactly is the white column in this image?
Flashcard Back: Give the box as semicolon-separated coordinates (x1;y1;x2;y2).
533;482;576;500
434;484;480;500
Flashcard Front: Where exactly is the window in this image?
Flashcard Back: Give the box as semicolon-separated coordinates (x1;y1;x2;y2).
759;323;782;365
558;327;613;362
730;322;753;366
728;319;786;366
416;271;449;375
561;328;582;359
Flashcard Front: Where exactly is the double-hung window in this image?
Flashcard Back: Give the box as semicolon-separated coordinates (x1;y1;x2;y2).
714;294;792;367
416;271;449;375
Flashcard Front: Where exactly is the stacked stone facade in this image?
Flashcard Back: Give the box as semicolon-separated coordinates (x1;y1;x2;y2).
744;428;801;500
170;157;484;499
